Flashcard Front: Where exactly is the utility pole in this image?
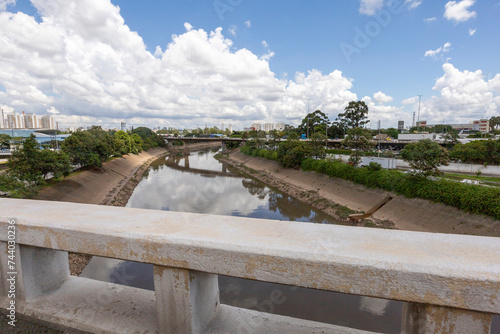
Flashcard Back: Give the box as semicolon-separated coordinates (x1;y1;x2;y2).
307;99;310;139
416;95;422;133
377;120;381;157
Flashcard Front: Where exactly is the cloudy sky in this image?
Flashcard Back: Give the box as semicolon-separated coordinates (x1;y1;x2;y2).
0;0;499;130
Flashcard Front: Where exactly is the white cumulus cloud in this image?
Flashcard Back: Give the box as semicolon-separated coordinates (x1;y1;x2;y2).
444;0;477;23
424;42;452;58
0;0;15;12
469;28;477;36
0;0;365;129
421;64;499;124
373;91;393;104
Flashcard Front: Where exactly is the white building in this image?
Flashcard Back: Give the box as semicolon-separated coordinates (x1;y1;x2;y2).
0;109;5;129
6;113;25;129
263;123;275;132
275;123;286;131
251;123;262;131
24;113;39;129
121;122;127;131
41;115;56;129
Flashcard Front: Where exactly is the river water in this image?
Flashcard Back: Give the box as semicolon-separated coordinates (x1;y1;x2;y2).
81;148;403;333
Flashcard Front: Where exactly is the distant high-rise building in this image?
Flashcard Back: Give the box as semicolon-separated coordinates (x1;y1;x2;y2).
263;123;274;132
398;121;404;131
275;123;286;131
251;123;262;131
121;122;127;131
7;113;24;129
41;115;56;129
24;113;40;129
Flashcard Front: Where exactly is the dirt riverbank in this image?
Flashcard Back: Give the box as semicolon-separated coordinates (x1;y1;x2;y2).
219;150;500;237
35;142;221;275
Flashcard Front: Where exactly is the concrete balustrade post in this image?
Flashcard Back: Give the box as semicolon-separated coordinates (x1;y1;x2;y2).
221;141;226;152
401;302;492;334
154;266;219;334
17;246;70;301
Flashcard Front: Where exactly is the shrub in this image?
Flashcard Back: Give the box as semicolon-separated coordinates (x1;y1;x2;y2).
301;158;500;220
242;144;500;220
367;162;382;171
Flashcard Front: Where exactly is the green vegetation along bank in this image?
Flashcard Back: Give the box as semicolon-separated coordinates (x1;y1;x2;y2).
240;142;500;221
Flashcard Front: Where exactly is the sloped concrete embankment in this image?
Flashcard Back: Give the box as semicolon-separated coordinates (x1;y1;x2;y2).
35;147;168;205
226;151;500;237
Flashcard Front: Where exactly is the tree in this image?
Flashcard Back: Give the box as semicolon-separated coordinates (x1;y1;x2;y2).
38;150;71;179
7;134;44;185
401;139;450;177
386;128;399;139
309;133;327;158
298;110;330;137
132;127;165;150
450;139;500;165
6;134;71;195
0;134;11;148
327;123;345;139
342;127;374;166
277;140;313;169
489;116;500;132
335;101;369;132
62;130;109;168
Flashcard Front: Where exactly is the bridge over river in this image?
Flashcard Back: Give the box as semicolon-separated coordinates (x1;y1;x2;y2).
163;136;426;150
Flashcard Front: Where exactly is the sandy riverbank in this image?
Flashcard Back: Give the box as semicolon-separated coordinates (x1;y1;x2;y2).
35;141;221;275
220;150;500;237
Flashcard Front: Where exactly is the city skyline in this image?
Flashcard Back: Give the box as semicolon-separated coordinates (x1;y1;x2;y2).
0;0;498;130
0;109;57;130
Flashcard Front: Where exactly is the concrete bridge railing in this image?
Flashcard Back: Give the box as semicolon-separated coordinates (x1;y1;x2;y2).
1;198;499;333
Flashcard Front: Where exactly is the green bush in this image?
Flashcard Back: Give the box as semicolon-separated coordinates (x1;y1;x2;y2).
367;162;382;171
241;144;500;220
301;158;500;220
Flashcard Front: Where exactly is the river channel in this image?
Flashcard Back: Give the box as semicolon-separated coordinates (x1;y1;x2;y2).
82;147;404;333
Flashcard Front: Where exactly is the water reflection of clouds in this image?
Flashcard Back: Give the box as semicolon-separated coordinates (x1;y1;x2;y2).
127;150;339;223
127;168;269;216
359;297;390;316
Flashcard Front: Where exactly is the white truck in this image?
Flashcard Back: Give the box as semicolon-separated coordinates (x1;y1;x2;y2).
398;133;437;141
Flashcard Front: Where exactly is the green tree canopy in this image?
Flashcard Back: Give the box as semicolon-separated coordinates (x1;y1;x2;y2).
401;139;450;177
342;127;374;166
6;134;71;189
298;110;330;137
7;134;43;185
335;101;369;133
450;139;500;165
131;127;165;151
490;116;500;132
0;134;12;148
